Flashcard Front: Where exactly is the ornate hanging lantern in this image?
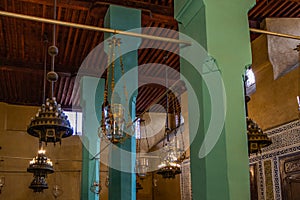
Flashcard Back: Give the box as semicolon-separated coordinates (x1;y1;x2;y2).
99;37;130;144
157;138;182;179
247;117;272;154
27;148;54;192
135;119;150;179
157;70;184;179
243;71;272;155
27;0;73;145
27;97;73;145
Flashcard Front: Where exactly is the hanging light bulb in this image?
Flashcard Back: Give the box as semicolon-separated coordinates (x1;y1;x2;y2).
99;37;131;144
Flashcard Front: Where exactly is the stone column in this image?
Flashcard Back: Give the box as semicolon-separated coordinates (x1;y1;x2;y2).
104;5;141;200
174;0;255;199
80;77;104;200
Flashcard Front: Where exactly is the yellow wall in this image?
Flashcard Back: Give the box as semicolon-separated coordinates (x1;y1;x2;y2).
248;35;300;130
0;91;191;199
0;102;82;200
136;92;190;200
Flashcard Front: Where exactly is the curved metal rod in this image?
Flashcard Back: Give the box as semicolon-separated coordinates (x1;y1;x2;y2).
0;11;192;46
250;28;300;40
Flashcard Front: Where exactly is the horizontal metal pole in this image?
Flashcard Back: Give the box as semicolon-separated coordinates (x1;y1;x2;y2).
250;28;300;40
0;11;192;46
0;156;82;162
0;170;81;173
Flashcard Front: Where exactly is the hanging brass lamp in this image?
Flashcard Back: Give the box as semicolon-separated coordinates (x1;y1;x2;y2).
27;0;73;145
27;148;54;192
157;69;184;179
99;37;130;144
247;117;272;154
244;69;272;154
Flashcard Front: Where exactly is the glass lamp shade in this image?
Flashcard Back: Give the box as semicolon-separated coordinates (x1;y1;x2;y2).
101;103;125;143
52;185;63;198
135;157;149;179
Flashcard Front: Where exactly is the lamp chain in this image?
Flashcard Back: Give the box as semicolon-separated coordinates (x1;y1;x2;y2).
143;120;150;151
117;38;132;128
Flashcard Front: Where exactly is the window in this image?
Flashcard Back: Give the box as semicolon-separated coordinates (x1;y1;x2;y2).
245;67;256;95
64;111;83;135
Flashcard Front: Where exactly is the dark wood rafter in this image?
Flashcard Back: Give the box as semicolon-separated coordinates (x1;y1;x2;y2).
87;0;173;16
0;0;298;114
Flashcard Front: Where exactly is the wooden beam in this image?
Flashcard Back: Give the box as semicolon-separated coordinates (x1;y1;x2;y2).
18;0;91;11
89;0;173;16
0;65;71;77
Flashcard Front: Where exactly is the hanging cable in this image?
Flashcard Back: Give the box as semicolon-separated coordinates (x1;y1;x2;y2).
47;0;59;98
42;35;48;103
142;119;150;151
165;67;170;143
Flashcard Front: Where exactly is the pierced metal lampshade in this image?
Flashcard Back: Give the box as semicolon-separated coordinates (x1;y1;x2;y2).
247;117;272;154
27;149;54;192
27;97;73;145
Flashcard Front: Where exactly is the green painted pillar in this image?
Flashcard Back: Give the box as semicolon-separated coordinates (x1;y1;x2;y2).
80;76;104;200
175;0;254;199
104;5;141;200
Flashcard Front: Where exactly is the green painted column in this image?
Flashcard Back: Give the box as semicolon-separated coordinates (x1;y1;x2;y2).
174;0;254;199
80;76;104;200
104;5;141;200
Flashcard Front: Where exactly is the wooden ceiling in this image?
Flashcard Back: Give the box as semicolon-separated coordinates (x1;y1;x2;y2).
0;0;299;114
